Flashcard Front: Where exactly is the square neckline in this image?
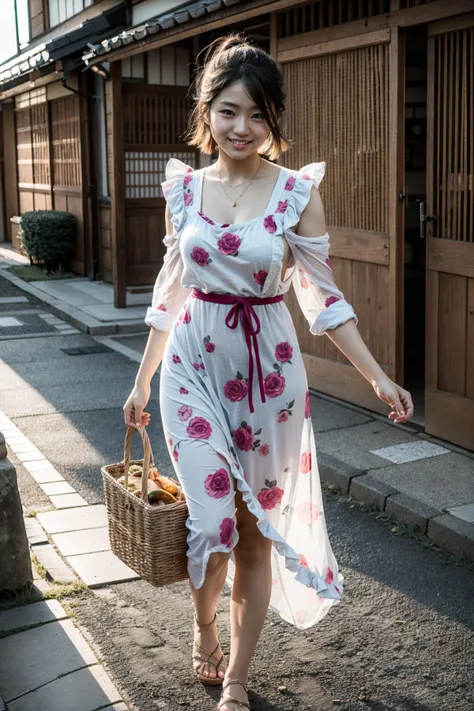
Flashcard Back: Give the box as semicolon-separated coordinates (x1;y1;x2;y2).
195;163;289;230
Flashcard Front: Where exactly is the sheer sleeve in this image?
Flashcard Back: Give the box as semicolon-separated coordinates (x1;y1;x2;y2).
283;163;358;335
144;159;194;332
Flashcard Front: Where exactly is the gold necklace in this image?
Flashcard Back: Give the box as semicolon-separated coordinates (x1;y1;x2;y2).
216;159;262;208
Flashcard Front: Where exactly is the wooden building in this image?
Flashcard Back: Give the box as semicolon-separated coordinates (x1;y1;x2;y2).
1;0;473;451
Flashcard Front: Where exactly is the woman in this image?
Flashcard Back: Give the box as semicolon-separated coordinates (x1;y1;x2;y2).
123;33;414;711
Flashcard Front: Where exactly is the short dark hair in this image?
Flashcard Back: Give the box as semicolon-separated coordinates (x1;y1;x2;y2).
185;33;290;160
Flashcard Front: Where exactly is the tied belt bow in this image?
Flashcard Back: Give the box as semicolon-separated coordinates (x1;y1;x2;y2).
191;289;284;413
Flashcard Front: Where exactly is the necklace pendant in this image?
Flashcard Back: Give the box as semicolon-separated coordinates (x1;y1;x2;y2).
232;200;237;207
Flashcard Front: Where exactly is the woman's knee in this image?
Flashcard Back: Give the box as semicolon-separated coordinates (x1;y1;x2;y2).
206;551;231;573
234;525;272;568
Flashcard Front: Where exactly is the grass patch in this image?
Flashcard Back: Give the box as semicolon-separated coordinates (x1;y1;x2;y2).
7;264;76;282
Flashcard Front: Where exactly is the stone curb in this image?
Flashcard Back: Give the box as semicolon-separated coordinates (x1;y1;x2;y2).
318;453;474;563
0;269;147;336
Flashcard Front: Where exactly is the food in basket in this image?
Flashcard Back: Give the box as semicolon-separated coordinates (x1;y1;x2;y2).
117;468;186;505
148;489;177;506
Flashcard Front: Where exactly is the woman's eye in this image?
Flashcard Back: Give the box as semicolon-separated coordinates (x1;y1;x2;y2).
253;114;264;120
221;110;234;116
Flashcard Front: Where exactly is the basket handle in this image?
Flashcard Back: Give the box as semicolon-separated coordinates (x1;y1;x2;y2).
123;425;154;501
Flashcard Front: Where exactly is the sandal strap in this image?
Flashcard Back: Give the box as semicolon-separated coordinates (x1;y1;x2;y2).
217;695;250;710
193;643;224;669
221;678;248;694
194;611;217;628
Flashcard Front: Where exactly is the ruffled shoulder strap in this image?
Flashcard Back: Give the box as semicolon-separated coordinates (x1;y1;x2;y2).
161;158;195;233
282;161;326;232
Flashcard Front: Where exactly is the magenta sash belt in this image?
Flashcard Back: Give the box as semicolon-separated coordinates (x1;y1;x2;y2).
191;288;284;414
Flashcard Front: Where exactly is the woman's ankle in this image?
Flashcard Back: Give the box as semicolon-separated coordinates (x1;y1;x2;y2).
224;666;249;686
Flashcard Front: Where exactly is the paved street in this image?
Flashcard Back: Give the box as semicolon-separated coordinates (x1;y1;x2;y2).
1;277;473;710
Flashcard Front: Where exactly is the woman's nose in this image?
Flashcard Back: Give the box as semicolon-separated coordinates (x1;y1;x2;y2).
233;116;250;135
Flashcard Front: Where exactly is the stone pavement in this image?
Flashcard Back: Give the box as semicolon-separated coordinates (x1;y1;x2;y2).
0;243;150;336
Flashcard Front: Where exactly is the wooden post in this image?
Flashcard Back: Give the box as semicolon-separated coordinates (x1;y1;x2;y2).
110;61;126;307
2;101;19;240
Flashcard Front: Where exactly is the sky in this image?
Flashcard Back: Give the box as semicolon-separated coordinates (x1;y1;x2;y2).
0;0;30;66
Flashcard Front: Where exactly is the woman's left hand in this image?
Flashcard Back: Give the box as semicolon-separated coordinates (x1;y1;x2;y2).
372;375;414;424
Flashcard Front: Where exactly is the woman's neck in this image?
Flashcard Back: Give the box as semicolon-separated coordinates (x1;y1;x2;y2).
214;151;263;182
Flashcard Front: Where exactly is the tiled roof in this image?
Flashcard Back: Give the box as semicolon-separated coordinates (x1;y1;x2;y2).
82;0;245;63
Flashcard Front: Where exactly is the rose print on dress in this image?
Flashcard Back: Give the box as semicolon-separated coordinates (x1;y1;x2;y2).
220;517;235;547
204;468;231;499
284;175;296;191
191;246;212;267
277;399;295;422
299;553;309;568
177;405;193;421
275;200;288;213
263;372;286;398
204;335;215;352
186;417;212;439
179;387;189;395
325;256;332;268
325;295;341;307
177;306;191;326
217;232;241;256
305;390;311;419
296;502;320;524
232;421;263;452
263;215;277;234
184;192;193;207
253;270;268;287
172;354;181;364
325;567;334;585
224;371;249;402
257;479;284;510
275;342;293;363
156;303;167;312
258;443;270;457
298;267;309;289
300;452;312;474
183;173;193;187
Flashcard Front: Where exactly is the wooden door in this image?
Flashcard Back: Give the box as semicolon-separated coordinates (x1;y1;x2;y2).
278;28;405;414
425;14;474;450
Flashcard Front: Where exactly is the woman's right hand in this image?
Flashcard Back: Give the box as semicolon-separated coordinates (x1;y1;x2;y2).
123;382;152;427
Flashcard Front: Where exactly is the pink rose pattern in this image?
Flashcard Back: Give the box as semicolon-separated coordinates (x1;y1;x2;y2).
300;452;312;474
224;371;248;402
190;246;212;267
198;212;216;226
156;303;167;312
305;390;311;419
232;420;263;452
253;270;268;287
186;416;212;439
217;232;241;256
325;295;341;308
177;405;192;421
220;517;235;547
204;468;231;499
257;478;284;510
263;215;277;234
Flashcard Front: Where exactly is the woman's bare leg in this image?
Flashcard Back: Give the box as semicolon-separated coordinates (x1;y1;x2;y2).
190;551;231;680
220;489;273;709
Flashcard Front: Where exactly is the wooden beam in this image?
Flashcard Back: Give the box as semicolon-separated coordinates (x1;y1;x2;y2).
109;62;126;308
278;29;391;63
0;70;62;100
428;11;474;35
86;0;473;67
278;0;473;54
2;102;18;239
425;388;474;450
427;236;474;279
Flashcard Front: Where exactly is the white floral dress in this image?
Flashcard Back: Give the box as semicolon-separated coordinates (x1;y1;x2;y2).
145;158;358;629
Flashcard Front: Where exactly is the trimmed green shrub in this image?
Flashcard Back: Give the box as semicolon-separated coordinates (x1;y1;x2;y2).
20;210;76;272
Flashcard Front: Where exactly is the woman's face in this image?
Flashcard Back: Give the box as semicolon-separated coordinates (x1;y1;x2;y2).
204;80;272;160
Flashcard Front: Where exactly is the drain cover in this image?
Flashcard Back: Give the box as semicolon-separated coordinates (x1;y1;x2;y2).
0;314;57;336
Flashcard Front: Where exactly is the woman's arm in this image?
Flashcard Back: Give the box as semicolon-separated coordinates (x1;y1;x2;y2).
296;187;414;424
123;205;174;427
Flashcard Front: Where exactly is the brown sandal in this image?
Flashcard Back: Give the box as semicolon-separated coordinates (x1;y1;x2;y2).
193;612;226;685
217;678;250;710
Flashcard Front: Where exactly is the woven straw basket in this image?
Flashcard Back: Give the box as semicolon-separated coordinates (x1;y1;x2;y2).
102;425;189;587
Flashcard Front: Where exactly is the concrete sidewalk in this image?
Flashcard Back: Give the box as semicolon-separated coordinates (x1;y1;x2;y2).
0;243;150;336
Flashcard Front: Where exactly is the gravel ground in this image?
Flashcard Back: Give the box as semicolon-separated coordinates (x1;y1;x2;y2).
67;491;474;711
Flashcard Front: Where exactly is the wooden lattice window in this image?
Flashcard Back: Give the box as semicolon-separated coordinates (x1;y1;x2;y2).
50;96;81;187
277;0;391;39
282;44;389;233
125;150;197;199
433;28;473;243
123;86;192;149
15;104;50;187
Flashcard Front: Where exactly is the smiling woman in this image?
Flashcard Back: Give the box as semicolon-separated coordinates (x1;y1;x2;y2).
123;31;413;711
